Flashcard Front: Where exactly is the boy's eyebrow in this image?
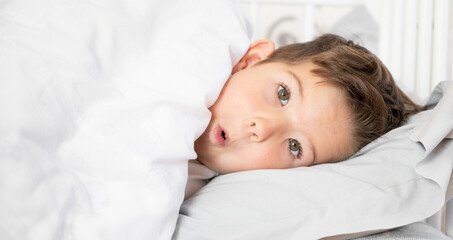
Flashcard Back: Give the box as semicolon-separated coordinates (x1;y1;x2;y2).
286;70;304;97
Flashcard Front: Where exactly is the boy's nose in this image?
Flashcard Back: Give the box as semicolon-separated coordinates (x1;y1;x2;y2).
247;117;279;142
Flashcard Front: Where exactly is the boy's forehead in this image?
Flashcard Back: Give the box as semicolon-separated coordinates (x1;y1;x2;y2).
302;87;354;164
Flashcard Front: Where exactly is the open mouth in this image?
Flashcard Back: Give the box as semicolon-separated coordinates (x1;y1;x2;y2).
214;126;228;146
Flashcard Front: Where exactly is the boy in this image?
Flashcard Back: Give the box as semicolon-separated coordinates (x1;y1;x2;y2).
185;34;421;199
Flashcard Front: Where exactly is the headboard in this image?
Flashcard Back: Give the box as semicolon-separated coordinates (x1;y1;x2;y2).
240;0;453;103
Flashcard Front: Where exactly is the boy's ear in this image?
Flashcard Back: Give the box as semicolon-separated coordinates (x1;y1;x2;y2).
232;39;275;74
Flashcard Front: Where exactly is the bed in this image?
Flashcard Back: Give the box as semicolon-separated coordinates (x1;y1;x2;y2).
174;80;453;239
0;0;452;239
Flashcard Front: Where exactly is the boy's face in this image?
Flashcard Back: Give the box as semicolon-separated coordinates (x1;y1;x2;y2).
194;41;354;173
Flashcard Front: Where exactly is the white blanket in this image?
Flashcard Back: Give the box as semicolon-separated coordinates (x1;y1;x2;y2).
0;0;251;239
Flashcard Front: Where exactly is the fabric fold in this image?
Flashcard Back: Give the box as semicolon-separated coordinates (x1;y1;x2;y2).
409;81;453;201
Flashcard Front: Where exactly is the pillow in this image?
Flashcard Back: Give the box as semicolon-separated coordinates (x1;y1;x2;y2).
354;222;451;240
0;0;251;239
173;81;453;239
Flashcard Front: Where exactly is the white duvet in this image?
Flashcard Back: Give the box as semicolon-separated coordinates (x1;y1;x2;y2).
0;0;251;239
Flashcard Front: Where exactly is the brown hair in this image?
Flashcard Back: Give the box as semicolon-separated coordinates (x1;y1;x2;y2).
260;34;423;159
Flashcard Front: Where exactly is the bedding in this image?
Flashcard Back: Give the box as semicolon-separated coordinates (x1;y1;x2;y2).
173;81;453;240
353;222;451;240
0;0;251;239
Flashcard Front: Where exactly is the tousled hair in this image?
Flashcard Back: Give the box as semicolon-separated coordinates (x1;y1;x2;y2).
260;34;423;159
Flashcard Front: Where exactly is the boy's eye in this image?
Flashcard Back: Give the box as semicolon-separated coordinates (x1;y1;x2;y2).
289;138;301;158
278;85;290;106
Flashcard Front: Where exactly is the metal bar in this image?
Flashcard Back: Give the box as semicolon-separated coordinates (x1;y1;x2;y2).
415;0;433;100
304;3;315;41
389;0;404;84
401;0;418;95
378;0;392;70
249;0;259;41
431;0;450;89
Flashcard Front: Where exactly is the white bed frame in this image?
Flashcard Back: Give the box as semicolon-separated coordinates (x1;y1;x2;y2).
240;0;452;102
240;0;453;236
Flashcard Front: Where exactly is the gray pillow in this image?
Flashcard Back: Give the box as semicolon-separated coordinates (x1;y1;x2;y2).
353;222;450;240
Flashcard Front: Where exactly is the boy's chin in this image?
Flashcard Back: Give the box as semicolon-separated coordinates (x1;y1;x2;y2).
197;155;228;173
197;156;216;171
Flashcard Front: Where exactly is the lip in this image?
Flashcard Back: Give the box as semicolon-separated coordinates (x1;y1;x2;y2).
213;125;229;146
